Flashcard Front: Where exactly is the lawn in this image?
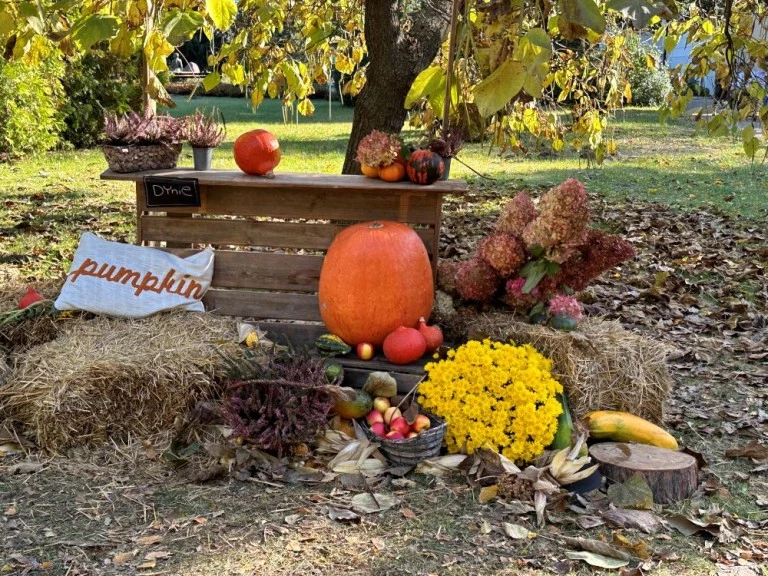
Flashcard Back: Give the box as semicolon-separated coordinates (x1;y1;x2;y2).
1;97;767;575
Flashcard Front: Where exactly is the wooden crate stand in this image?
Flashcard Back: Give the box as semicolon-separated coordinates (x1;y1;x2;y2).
102;169;468;390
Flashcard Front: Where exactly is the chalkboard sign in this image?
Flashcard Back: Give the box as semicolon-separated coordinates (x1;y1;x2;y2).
143;176;201;208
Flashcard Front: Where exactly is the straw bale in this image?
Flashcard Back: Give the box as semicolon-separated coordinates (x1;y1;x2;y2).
0;311;242;452
465;313;673;424
0;279;66;353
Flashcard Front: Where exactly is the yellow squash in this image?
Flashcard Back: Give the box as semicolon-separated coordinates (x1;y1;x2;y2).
583;411;679;450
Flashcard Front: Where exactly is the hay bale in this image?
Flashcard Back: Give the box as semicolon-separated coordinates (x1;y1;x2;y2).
0;279;66;353
466;313;672;424
0;312;242;452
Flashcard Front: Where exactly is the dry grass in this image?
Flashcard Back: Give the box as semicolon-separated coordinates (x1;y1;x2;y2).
0;311;242;453
465;314;672;423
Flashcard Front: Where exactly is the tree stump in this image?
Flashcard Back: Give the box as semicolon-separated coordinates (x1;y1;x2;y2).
589;442;698;504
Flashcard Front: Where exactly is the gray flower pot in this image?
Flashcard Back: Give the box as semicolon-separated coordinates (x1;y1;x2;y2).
440;156;452;180
193;147;213;170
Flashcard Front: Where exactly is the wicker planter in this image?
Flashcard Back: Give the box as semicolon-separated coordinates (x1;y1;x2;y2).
102;143;183;173
363;413;446;465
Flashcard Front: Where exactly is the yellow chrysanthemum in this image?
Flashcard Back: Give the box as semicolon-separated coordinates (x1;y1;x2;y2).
419;339;563;464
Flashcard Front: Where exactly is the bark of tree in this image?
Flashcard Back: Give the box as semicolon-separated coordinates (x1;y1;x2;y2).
341;0;453;174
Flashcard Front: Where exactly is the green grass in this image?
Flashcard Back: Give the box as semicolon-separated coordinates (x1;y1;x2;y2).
1;96;766;282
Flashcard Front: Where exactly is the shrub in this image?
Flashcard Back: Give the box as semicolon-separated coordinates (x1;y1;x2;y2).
625;34;672;106
59;51;140;149
0;40;65;159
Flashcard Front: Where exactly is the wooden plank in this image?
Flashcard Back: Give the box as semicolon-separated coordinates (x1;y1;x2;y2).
166;249;323;292
198;185;441;223
203;288;322;321
102;169;469;195
142;216;436;254
343;368;424;394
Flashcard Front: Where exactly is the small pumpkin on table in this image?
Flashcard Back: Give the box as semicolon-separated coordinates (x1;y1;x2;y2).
355;130;406;182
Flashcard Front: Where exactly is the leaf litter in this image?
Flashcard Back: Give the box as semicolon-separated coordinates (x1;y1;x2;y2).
1;194;767;574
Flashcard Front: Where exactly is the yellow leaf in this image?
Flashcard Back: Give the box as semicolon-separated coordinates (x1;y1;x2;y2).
112;552;134;566
479;485;498;503
297;98;315;116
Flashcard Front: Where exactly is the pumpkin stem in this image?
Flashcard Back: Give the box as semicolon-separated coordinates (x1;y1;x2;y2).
368;222;384;229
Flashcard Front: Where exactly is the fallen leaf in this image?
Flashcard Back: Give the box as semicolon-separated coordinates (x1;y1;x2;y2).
112;551;134;566
601;508;664;534
328;507;360;522
135;535;163;546
565;550;630;569
351;493;400;514
607;475;654;510
401;507;418;519
144;550;171;561
371;537;386;551
563;536;632;561
725;440;768;461
613;533;651;560
4;505;17;516
137;559;156;569
502;522;532;539
479;485;498;503
4;462;45;475
193;516;208;524
0;442;24;457
575;515;605;529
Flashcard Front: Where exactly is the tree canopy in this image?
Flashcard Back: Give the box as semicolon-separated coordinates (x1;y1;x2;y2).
1;0;766;168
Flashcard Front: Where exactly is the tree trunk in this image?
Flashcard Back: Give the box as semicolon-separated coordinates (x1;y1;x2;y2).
342;0;453;174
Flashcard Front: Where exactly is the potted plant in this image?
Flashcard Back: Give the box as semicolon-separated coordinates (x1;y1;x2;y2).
426;125;464;180
102;110;184;173
183;108;226;170
355;130;405;181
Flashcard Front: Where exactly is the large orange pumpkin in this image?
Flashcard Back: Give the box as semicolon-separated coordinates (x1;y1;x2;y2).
233;129;281;175
318;221;434;346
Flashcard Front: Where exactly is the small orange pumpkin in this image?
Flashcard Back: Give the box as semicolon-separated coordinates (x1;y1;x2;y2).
318;221;434;346
378;162;405;182
417;316;444;352
233;129;281;175
361;164;380;178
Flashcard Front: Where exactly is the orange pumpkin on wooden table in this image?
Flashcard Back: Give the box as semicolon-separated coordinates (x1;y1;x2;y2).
318;221;434;347
233;129;281;175
378;162;406;182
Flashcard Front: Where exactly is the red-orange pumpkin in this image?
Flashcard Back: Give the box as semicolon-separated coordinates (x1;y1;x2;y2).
318;221;434;346
383;326;427;364
233;129;281;175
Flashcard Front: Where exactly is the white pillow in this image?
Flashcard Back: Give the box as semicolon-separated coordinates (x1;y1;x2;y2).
55;232;214;318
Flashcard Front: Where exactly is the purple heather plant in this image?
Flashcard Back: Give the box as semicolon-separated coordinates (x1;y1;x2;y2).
103;110;183;146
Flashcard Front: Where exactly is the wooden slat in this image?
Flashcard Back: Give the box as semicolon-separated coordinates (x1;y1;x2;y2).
103;169;469;195
203;289;322;321
142;216;436;254
194;185;440;223
166;249;323;292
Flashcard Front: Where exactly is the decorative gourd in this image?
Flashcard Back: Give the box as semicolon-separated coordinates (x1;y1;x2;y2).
417;316;443;352
382;326;427;364
233;129;281;175
315;334;352;357
406;149;444;185
584;411;679;450
333;389;373;420
378;162;405;182
318;221;434;346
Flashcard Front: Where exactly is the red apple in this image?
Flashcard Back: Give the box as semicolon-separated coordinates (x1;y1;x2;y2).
373;396;391;414
356;342;374;360
389;416;410;436
365;409;384;426
383;406;402;425
371;422;387;437
412;414;431;433
406;431;419;439
385;430;405;440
